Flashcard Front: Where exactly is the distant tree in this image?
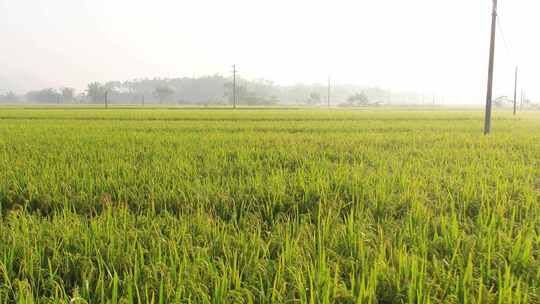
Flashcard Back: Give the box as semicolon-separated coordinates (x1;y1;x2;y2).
61;87;75;103
76;93;87;103
305;92;322;105
522;97;532;109
25;88;61;103
250;94;279;106
154;86;175;104
224;82;247;105
0;91;19;103
87;82;106;103
223;82;234;104
267;95;279;105
224;82;279;106
493;96;510;108
243;91;263;106
347;91;369;106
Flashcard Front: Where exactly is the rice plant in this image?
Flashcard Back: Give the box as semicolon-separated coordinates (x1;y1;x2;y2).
0;108;538;303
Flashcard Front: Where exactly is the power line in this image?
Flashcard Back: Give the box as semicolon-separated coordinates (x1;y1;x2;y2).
496;15;514;64
495;3;522;115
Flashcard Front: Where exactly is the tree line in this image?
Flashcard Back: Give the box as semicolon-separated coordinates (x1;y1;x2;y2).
1;75;448;106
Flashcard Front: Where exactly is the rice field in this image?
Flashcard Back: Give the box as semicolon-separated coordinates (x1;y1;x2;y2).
0;108;539;303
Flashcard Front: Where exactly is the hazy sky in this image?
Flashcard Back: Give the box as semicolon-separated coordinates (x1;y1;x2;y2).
1;0;538;103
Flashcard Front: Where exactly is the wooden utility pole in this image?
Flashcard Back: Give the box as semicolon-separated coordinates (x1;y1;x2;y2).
232;65;237;109
327;76;331;108
484;0;498;135
105;91;108;109
513;66;518;115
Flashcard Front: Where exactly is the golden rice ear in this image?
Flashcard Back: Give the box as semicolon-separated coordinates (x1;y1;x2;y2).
100;193;113;208
8;204;24;219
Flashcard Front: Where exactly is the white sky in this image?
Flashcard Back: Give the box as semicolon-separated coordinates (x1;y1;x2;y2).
0;0;538;103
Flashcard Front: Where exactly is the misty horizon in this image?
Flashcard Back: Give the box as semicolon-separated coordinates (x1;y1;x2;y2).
1;0;540;104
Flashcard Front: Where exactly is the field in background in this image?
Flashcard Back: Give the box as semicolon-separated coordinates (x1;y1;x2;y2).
0;108;539;303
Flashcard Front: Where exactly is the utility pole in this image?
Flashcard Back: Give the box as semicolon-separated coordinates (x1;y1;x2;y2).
105;91;108;109
142;94;145;107
513;66;518;116
232;65;237;109
484;0;498;135
327;75;331;108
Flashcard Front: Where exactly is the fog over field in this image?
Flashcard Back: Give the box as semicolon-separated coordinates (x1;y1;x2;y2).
1;0;539;104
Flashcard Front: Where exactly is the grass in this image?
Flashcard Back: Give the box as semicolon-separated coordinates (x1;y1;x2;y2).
0;108;539;303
